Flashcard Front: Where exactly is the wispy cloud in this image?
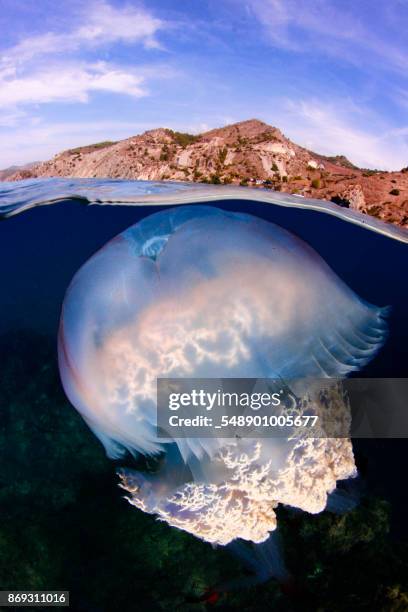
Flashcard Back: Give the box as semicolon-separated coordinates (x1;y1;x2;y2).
0;108;28;128
1;0;407;170
2;1;165;66
0;1;168;115
246;0;363;51
0;62;149;108
246;0;408;75
273;98;408;170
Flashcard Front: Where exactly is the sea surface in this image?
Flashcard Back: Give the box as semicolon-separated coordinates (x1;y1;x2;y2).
1;178;408;608
1;178;407;362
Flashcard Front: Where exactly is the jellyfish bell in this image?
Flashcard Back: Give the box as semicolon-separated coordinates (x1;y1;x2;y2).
58;205;387;547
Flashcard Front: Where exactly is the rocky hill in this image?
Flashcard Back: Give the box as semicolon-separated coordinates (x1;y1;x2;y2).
0;161;40;181
5;119;408;227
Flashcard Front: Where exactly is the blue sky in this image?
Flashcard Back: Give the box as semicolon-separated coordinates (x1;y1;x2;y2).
1;0;408;169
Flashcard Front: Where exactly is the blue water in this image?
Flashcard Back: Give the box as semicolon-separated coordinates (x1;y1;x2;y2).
1;178;408;534
2;177;408;245
0;177;197;217
1;179;407;371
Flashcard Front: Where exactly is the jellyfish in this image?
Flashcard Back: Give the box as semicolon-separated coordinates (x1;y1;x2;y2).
58;205;387;553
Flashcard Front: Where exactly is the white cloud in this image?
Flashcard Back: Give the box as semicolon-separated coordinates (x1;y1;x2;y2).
273;98;408;170
75;1;164;49
0;62;147;108
0;1;167;116
0;109;27;128
2;1;165;67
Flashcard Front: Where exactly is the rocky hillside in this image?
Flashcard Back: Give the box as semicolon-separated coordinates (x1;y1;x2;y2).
5;119;408;227
0;161;39;181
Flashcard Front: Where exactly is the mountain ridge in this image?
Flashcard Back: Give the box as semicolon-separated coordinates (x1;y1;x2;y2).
4;119;408;227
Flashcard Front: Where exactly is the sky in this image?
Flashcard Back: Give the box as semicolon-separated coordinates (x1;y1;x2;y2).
1;0;408;169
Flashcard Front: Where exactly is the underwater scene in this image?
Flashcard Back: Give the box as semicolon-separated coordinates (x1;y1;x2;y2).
1;178;408;611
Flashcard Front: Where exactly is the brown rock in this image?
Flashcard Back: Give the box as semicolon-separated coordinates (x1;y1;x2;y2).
340;184;367;212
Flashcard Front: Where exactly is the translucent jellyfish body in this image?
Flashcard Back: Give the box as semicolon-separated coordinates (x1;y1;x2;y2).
58;206;387;544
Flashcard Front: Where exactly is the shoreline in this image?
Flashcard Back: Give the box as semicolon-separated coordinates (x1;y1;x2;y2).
1;179;408;245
